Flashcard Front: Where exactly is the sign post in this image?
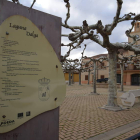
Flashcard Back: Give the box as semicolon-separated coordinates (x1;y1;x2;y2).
0;0;65;139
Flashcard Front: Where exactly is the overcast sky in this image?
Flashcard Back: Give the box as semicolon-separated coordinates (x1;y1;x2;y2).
9;0;140;60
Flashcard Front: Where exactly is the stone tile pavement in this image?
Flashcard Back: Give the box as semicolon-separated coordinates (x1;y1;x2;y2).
59;84;140;140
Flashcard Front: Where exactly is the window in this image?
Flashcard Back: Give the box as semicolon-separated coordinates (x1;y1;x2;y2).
117;64;120;68
85;75;88;80
101;75;104;79
85;63;88;67
117;74;121;83
137;23;139;28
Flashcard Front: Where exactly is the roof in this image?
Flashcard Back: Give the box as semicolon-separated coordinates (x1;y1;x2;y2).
84;54;108;60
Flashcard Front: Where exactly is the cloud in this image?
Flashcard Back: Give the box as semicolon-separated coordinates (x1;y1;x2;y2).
35;0;66;17
8;0;140;60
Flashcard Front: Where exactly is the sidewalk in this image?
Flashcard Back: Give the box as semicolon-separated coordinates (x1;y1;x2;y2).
59;84;140;140
87;120;140;140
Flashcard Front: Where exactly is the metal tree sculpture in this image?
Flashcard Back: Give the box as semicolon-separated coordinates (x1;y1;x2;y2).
62;0;140;111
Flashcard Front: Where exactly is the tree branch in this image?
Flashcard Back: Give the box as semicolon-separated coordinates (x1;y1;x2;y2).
62;0;140;55
29;0;36;10
108;0;123;34
113;42;140;54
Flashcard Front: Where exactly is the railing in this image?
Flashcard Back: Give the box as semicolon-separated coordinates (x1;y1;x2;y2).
125;132;140;140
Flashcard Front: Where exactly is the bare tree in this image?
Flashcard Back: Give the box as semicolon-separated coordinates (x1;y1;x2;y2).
62;58;79;85
118;54;140;91
62;0;140;111
78;44;87;85
117;54;131;92
83;56;108;94
82;64;93;85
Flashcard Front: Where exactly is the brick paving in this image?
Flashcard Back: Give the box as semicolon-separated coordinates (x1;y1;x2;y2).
59;84;140;140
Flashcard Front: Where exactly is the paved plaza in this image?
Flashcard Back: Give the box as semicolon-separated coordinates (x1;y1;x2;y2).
59;84;140;140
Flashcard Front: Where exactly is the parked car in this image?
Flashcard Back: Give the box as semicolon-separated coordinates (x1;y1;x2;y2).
97;78;108;83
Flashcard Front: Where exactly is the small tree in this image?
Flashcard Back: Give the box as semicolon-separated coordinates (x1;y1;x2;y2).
82;65;92;85
83;56;108;94
62;59;79;85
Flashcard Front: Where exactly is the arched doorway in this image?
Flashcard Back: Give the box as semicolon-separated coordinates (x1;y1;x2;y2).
131;74;140;85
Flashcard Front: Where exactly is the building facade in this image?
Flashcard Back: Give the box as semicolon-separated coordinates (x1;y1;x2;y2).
81;22;140;86
64;72;79;83
81;54;109;84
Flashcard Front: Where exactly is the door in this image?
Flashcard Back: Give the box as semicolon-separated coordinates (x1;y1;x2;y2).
117;74;121;83
131;74;140;85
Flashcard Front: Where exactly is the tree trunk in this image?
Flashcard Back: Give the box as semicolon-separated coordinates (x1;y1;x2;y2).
120;63;124;91
69;70;71;86
93;61;96;93
72;72;74;84
90;61;99;95
88;69;90;85
102;49;122;111
79;70;81;85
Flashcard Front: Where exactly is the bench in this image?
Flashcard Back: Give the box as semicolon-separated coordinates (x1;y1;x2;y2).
120;89;140;107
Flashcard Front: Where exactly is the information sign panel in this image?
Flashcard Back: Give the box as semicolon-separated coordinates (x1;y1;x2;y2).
0;15;66;133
